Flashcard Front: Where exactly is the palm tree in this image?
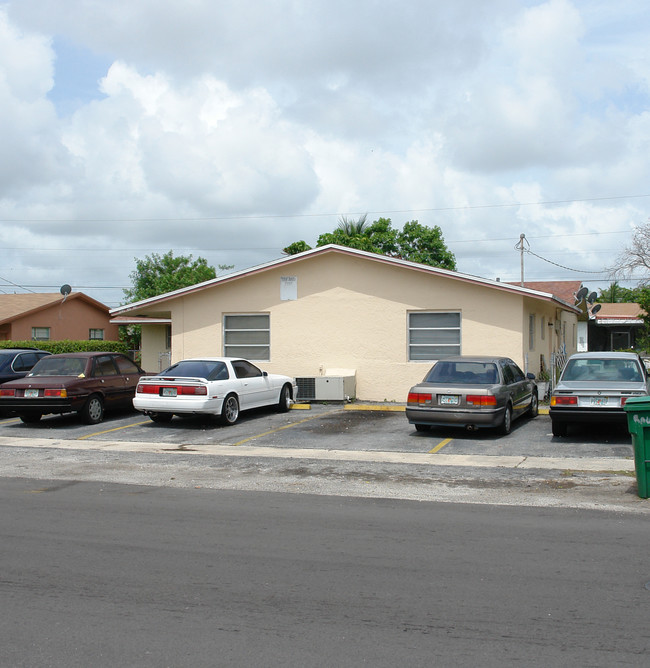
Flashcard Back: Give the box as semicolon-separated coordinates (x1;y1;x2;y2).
599;282;621;303
337;214;368;236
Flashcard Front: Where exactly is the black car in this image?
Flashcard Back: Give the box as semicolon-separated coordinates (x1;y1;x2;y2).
0;347;51;385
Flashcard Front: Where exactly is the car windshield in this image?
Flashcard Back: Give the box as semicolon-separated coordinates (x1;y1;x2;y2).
160;360;229;381
425;361;499;384
562;358;643;382
30;357;88;376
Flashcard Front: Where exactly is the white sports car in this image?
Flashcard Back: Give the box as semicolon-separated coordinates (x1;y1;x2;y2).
133;357;297;425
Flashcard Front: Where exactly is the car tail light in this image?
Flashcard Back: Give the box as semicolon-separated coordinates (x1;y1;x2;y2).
178;386;207;395
136;384;207;396
550;396;578;406
44;389;67;398
407;392;432;405
466;395;497;406
0;388;15;397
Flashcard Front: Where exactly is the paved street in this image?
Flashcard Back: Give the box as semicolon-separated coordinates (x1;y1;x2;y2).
1;405;649;666
1;478;649;667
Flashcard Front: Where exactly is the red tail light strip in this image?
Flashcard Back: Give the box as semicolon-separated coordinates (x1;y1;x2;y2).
136;384;208;396
466;395;497;406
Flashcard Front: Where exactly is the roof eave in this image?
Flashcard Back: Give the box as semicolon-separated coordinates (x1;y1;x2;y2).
109;244;581;315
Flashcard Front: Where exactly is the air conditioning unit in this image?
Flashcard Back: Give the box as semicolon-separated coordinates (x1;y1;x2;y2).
295;375;356;401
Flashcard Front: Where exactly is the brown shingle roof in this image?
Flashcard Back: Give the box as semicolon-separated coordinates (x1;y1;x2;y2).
595;303;645;319
507;280;583;304
0;293;66;323
0;292;110;325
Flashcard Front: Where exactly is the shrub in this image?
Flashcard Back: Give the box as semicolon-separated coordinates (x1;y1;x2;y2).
0;340;131;355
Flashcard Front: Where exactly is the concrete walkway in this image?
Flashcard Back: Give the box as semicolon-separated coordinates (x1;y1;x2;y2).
0;435;635;474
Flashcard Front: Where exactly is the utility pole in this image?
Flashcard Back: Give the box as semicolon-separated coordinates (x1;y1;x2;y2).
516;233;526;286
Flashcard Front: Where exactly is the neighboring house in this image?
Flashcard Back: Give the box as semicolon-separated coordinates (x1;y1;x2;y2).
587;303;645;351
481;280;646;353
110;245;580;402
0;293;120;343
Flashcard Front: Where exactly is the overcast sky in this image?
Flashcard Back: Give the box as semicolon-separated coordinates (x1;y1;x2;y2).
1;0;649;307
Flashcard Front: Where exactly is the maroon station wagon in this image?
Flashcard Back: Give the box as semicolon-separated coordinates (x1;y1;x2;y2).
0;352;147;425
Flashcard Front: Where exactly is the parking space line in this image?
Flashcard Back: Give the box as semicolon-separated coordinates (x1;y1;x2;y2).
343;404;405;412
77;420;152;440
429;438;453;454
231;409;341;447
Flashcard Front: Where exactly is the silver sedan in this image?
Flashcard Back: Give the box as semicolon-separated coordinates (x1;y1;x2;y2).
550;351;650;437
405;356;538;435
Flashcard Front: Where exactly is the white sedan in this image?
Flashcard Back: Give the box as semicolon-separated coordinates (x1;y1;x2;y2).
133;357;297;425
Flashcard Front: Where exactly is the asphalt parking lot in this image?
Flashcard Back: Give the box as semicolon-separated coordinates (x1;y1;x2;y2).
0;403;635;461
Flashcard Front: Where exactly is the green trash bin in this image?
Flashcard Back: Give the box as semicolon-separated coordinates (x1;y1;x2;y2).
624;396;650;499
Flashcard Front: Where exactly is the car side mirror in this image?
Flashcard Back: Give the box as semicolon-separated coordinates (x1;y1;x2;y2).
526;373;535;380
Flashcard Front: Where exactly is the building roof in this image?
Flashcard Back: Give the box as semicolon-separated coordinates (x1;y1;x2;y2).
506;280;583;305
110;245;582;316
593;302;645;325
0;292;110;326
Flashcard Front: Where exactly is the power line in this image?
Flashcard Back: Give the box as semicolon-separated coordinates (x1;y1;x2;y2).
0;229;634;255
1;193;648;224
0;274;36;293
523;248;604;274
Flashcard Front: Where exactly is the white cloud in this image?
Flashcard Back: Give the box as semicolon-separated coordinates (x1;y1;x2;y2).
0;0;649;305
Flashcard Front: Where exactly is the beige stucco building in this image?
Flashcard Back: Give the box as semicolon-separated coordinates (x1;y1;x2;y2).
110;245;579;401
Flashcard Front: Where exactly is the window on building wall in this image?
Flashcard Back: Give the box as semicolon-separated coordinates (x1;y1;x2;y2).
541;316;546;341
529;314;535;350
224;314;270;360
165;325;172;350
408;312;461;361
89;329;104;340
31;327;50;341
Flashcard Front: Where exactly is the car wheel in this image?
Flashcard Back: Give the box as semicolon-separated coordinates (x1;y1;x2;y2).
277;384;292;413
499;404;513;435
552;420;568;437
149;412;173;423
80;394;104;425
414;424;431;432
527;392;539;418
20;414;42;424
220;394;240;425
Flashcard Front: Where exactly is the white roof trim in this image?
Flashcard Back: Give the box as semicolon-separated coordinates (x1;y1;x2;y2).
595;318;643;326
110;317;171;325
110;244;580;315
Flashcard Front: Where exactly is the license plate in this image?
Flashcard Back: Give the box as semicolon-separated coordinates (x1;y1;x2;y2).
440;395;459;405
161;387;177;397
24;389;39;398
590;397;608;406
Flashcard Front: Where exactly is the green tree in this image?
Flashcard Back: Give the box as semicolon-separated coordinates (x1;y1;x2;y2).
121;251;232;355
598;282;645;303
123;251;224;304
282;240;312;256
336;213;369;235
283;217;456;271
